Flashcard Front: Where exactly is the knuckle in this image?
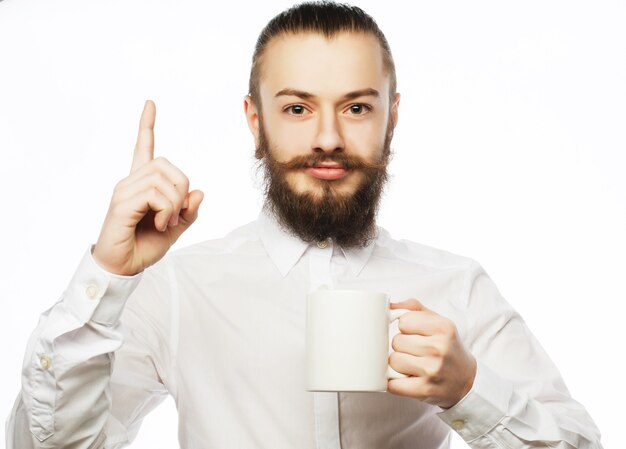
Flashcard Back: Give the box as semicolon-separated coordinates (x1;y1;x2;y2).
407;298;420;308
150;171;166;185
423;370;440;385
113;179;125;193
440;318;456;338
430;358;445;377
429;342;443;357
434;338;451;357
434;338;453;359
180;176;190;191
171;169;189;190
391;334;402;351
149;186;165;203
388;351;402;366
397;315;410;333
386;380;399;395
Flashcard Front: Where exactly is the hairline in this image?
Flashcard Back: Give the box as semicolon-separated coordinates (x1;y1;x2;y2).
249;29;396;110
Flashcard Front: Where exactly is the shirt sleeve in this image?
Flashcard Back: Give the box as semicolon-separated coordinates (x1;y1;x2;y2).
6;248;175;449
437;262;603;449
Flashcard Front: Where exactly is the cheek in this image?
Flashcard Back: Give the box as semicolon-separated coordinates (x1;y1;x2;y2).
343;106;390;154
343;122;388;157
264;116;316;161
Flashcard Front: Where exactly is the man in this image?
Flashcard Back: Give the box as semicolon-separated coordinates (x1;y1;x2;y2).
7;2;601;448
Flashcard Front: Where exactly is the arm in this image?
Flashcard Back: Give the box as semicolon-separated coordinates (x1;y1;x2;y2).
388;263;602;448
6;100;202;448
7;251;137;448
439;263;602;448
6;251;177;449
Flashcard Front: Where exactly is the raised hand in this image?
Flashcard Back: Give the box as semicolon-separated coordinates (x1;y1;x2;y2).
92;100;204;276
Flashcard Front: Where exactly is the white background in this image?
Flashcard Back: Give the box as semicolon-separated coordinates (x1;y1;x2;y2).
1;0;624;447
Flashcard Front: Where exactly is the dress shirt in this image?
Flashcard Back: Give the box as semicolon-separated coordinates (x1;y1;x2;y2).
7;211;602;449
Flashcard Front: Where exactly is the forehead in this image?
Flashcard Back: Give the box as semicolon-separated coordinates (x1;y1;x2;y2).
258;31;389;99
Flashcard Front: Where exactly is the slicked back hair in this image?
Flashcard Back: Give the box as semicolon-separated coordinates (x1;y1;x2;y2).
248;1;397;108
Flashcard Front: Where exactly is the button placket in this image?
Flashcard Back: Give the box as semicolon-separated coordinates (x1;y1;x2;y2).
309;240;334;290
316;239;330;249
308;239;341;448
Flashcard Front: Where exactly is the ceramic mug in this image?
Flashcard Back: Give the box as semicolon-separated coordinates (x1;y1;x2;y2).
305;288;411;392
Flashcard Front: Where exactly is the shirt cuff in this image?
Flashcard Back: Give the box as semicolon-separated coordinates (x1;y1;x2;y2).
63;246;143;326
437;359;513;442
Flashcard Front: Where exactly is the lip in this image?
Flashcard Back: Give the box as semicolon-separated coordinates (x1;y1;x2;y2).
305;165;349;180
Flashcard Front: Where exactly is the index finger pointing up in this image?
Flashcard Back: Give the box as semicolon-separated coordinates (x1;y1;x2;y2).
131;100;156;173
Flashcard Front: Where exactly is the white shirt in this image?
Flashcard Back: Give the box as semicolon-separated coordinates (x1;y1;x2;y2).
7;211;602;449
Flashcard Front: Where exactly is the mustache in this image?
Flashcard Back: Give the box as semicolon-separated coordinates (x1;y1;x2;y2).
270;152;388;171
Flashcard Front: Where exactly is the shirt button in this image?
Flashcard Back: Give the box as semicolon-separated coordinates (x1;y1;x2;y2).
39;355;51;370
316;239;329;249
85;284;99;299
451;419;466;430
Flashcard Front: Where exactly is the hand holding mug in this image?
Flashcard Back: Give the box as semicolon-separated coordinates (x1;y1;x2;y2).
388;299;477;409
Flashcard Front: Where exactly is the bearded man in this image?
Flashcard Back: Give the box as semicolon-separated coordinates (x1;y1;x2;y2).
7;2;601;449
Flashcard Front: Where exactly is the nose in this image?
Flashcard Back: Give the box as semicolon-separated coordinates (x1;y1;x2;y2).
312;109;344;154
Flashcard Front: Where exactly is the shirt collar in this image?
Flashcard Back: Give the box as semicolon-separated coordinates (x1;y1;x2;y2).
257;208;377;278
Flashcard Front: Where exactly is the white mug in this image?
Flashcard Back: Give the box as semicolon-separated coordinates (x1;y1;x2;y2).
305;289;411;392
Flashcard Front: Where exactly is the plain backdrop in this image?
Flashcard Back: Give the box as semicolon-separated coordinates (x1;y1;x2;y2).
1;1;624;448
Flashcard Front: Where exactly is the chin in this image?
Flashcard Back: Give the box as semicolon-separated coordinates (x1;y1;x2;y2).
296;182;358;203
289;173;362;198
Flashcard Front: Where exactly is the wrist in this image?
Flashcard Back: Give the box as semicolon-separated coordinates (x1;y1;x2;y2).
443;356;477;410
91;244;139;277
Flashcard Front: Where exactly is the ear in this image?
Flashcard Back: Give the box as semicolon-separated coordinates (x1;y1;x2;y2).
390;92;400;129
244;95;260;153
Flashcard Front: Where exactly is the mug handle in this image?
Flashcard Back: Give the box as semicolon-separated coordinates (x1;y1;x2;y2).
386;308;412;380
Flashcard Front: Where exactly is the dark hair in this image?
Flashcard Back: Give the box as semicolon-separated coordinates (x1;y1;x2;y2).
248;1;396;106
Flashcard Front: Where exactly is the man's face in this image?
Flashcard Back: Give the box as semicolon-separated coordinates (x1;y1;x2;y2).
245;31;400;246
251;31;397;195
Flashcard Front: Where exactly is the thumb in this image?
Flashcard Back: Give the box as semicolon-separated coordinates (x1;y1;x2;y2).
390;298;428;312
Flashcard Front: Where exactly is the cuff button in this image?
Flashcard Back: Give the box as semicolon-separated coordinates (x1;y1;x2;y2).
451;419;466;430
39;355;51;370
85;284;99;299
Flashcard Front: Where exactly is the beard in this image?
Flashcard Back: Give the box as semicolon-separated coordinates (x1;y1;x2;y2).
259;120;393;248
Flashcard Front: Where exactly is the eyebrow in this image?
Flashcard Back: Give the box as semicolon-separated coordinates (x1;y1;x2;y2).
274;88;380;101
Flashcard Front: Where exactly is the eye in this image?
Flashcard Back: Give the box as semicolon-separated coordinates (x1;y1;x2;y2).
285;104;309;116
346;103;371;115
